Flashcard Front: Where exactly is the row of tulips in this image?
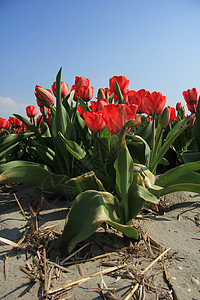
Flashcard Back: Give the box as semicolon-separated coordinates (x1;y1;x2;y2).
0;68;200;256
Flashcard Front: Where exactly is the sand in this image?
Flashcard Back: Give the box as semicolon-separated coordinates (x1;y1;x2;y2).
0;184;199;299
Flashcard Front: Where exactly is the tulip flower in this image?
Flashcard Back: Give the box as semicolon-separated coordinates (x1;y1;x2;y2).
183;88;199;113
77;104;84;117
102;103;138;134
186;102;198;114
75;76;90;91
78;86;94;102
176;102;183;111
35;85;55;107
83;111;105;132
8;117;22;127
90;99;108;112
160;106;176;127
167;106;176;125
26;105;38;118
123;89;150;113
182;88;198;105
142;91;167;115
0;118;10;129
109;76;130;95
52;81;69;98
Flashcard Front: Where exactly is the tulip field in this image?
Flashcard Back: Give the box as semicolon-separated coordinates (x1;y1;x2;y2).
0;67;200;256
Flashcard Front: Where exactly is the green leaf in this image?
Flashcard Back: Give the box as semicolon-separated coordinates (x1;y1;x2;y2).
14;114;43;141
155;160;200;188
55;68;71;139
0;132;33;152
150;115;192;173
115;81;126;104
61;190;138;256
0;162;71;195
182;151;200;163
58;132;87;160
194;100;200;150
0;161;50;173
114;121;136;223
63;90;75;108
77;96;91;112
153;183;200;197
64;171;105;197
127;135;151;167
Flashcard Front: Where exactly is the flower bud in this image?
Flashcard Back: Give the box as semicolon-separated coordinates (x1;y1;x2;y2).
176;102;183;111
159;107;170;128
52;81;69;98
35;85;55;106
97;88;106;100
26;105;38;118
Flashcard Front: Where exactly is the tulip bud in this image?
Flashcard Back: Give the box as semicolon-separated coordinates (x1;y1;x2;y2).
35;85;55;106
159;107;170;128
176;102;183;111
26;105;38;118
78;86;94;102
52;81;69;98
97;88;106;100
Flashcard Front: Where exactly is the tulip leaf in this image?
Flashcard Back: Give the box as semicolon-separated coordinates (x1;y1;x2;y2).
58;132;87;160
77;96;91;112
14;114;43;140
194;100;200;151
64;171;105;197
182;151;200;163
155;160;200;188
0;132;33;152
153;183;200;197
150;115;192;173
55;68;71;139
127;135;151;166
115;81;126;104
0;162;71;195
114;121;135;223
61;190;138;256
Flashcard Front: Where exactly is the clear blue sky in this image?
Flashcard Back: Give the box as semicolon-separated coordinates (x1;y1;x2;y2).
0;0;200;118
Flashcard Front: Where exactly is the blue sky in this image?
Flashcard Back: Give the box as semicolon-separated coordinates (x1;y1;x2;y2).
0;0;200;118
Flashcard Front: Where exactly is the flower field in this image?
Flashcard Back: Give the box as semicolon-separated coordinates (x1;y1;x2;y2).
0;67;200;256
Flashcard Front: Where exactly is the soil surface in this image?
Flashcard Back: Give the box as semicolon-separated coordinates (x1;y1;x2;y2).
0;184;199;299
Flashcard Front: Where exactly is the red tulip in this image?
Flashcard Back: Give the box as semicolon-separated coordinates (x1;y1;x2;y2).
109;76;130;95
77;104;83;117
8;117;22;127
176;102;183;111
130;89;151;114
0;118;10;129
35;85;55;107
182;88;198;105
90;99;108;112
167;106;176;125
75;76;90;91
186;102;198;113
26;105;38;118
52;81;69;98
78;86;94;102
142;91;167;115
102;103;138;134
83;111;105;132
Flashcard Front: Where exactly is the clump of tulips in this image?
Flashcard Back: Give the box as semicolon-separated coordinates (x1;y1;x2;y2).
0;68;200;256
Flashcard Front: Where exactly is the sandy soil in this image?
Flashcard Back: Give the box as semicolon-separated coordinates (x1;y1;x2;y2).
0;184;199;299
